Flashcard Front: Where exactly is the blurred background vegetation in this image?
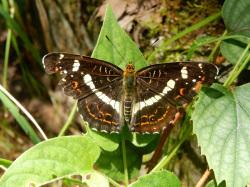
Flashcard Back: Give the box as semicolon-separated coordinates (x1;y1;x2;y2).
0;0;224;186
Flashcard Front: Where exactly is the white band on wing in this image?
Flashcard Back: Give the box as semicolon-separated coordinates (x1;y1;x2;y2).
83;74;120;113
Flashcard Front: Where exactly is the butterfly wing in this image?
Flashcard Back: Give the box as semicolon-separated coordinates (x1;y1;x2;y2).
43;52;123;133
130;62;218;133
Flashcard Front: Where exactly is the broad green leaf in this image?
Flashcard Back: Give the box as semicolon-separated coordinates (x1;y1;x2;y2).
91;5;147;70
0;136;101;187
83;171;109;187
0;89;41;144
192;83;250;187
222;0;250;37
220;37;250;69
96;141;141;181
129;170;180;187
86;125;120;152
88;6;155;147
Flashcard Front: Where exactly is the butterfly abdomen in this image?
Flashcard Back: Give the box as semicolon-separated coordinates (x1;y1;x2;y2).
123;64;136;124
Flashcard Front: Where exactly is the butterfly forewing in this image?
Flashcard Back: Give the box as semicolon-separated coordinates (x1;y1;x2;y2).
43;52;124;132
136;62;218;106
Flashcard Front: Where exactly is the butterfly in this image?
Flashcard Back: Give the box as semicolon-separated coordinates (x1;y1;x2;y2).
42;52;218;134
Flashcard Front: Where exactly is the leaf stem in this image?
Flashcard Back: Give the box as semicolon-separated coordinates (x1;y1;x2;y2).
208;30;228;62
150;117;192;173
121;134;129;186
2;29;12;89
0;84;47;140
147;11;221;62
58;102;77;136
223;43;250;87
108;176;121;187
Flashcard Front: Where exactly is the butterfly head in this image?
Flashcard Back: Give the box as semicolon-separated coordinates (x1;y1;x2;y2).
125;64;135;73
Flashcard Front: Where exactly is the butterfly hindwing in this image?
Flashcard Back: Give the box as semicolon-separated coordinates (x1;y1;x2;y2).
78;79;123;133
130;81;179;133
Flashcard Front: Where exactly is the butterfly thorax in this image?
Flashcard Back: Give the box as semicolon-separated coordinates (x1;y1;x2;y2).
123;64;136;124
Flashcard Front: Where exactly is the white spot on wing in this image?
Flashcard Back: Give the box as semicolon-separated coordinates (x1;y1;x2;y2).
162;79;175;95
59;54;64;60
72;60;80;72
63;70;68;74
181;66;188;79
83;74;120;113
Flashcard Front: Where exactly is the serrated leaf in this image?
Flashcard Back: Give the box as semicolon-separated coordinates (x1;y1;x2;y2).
129;170;181;187
96;142;141;181
222;0;250;37
91;5;147;70
220;37;250;69
192;83;250;187
0;136;101;187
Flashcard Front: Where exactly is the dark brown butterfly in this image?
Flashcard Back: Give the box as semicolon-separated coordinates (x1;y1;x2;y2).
43;53;218;133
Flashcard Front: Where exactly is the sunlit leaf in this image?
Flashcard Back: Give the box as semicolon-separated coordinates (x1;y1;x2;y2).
192;83;250;187
0;136;100;187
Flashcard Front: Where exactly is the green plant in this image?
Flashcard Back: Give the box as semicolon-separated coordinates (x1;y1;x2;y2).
0;0;250;186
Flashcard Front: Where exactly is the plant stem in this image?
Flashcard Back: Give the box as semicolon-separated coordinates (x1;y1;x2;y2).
2;29;12;89
223;43;250;87
150;117;192;173
147;11;221;62
108;176;121;187
208;30;228;62
0;84;48;140
58;102;77;136
121;134;129;187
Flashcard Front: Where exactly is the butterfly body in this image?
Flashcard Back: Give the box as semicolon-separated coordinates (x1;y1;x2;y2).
43;53;218;134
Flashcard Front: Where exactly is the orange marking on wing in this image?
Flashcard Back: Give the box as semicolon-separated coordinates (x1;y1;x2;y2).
71;81;79;89
179;88;185;96
194;81;202;92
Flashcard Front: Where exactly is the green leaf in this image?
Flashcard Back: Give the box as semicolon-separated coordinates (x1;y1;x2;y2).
222;0;250;37
88;5;154;147
0;158;12;168
0;89;41;144
96;141;141;181
205;180;226;187
91;5;147;70
220;37;250;69
192;83;250;187
0;136;101;187
129;170;181;187
86;125;120;152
